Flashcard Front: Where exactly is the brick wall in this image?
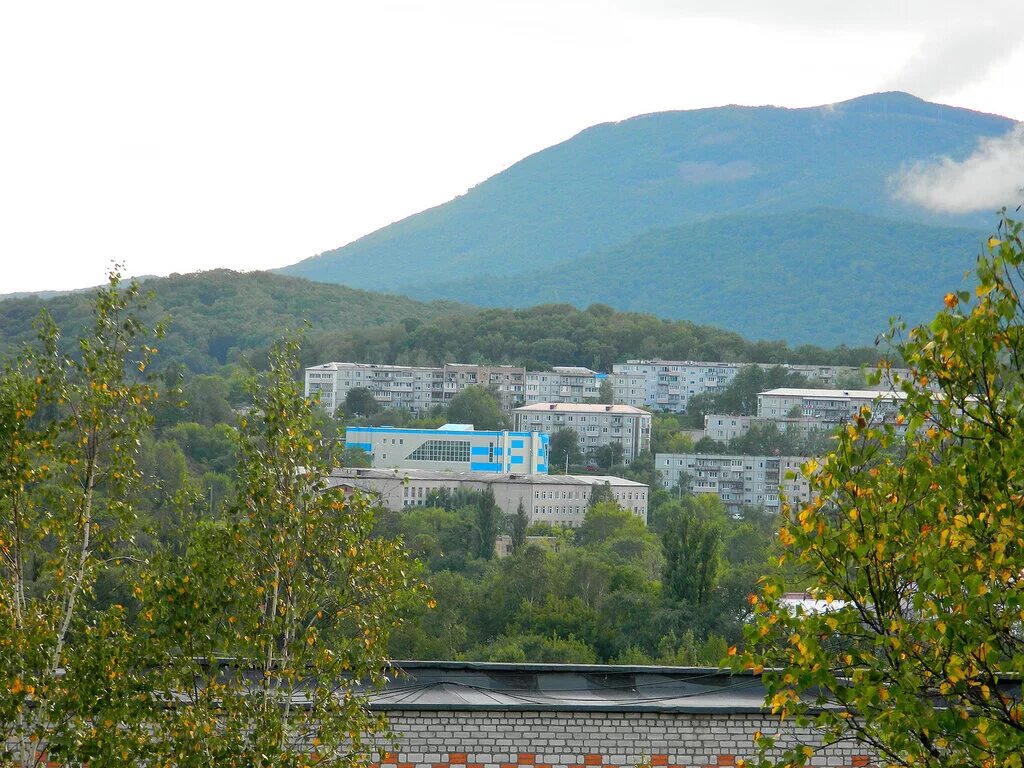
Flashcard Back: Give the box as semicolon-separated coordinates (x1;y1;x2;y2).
374;710;874;768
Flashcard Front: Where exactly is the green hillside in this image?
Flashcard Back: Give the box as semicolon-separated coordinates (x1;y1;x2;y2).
279;92;1011;308
0;270;468;373
415;209;986;346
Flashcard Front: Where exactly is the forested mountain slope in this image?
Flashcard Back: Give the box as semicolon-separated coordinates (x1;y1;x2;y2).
0;270;468;373
415;209;985;346
279;91;1010;344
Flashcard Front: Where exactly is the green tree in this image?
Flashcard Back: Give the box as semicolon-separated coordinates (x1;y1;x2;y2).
661;495;725;606
741;220;1024;768
509;500;529;553
343;385;380;417
587;480;617;508
446;384;509;430
598;378;614;404
142;337;424;767
548;428;582;472
0;273;162;767
471;488;501;560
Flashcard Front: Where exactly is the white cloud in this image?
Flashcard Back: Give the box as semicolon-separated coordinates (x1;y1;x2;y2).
892;125;1024;213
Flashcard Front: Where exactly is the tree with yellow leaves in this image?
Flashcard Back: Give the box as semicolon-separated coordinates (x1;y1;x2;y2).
0;272;163;766
140;336;424;767
741;215;1024;768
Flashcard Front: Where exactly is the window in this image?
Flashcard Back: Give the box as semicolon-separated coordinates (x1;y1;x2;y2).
406;440;471;463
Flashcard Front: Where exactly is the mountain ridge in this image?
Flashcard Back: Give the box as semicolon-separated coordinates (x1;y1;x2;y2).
277;91;1015;345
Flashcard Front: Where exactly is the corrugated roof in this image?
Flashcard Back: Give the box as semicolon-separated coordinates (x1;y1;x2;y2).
372;662;769;713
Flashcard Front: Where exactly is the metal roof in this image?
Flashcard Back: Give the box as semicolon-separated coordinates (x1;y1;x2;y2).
329;468;647;487
372;662;769;713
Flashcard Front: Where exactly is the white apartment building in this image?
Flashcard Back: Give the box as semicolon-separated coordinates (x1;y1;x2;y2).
656;452;814;514
329;468;649;526
609;371;647;407
612;360;910;414
524;367;601;404
513;403;652;463
305;362;442;414
304;362;526;415
613;360;739;413
757;388;907;428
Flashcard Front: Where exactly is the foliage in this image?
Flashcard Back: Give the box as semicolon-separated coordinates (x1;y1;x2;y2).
548;428;582;472
661;495;726;606
343;386;380;417
445;385;509;430
142;337;424;766
0;272;162;766
509;501;529;553
0;269;467;374
740;218;1024;767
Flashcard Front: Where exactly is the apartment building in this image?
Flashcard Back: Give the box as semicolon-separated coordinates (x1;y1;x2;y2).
304;362;526;415
757;388;907;428
656;452;813;514
524;366;602;404
612;360;739;413
441;363;526;411
612;360;910;414
329;468;649;525
513;403;652;463
345;425;548;474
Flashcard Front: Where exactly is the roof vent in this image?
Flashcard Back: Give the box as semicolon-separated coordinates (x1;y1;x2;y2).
549;403;556;410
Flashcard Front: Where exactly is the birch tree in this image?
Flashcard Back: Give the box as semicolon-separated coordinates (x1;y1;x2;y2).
1;273;161;766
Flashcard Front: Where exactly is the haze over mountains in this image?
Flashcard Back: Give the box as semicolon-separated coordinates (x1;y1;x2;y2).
280;92;1017;346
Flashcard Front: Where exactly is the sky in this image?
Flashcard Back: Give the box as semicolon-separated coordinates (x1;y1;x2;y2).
2;0;1023;294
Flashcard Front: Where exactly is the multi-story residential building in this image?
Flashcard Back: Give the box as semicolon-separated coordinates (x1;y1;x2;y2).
609;371;647;407
524;367;602;404
612;360;740;413
656;452;813;514
756;388;907;428
612;360;910;414
329;468;649;525
345;425;548;474
513;403;652;463
305;362;442;414
304;362;526;415
441;364;526;411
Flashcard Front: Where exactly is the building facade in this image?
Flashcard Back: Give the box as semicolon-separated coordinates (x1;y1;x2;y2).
524;367;602;404
757;388;907;429
656;452;813;514
330;468;649;526
513;403;652;464
345;425;548;474
366;662;878;768
304;362;527;415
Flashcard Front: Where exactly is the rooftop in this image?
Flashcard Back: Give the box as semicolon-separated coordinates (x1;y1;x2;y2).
330;468;647;487
515;403;650;415
759;387;905;399
371;661;768;713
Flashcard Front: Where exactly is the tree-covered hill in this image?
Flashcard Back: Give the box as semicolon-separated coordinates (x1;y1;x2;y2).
0;270;882;376
413;209;986;346
0;270;468;373
277;92;1011;346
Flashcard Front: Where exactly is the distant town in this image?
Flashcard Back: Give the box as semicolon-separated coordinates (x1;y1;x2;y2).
306;358;911;530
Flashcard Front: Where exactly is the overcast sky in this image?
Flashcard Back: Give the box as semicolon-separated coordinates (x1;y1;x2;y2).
2;0;1023;294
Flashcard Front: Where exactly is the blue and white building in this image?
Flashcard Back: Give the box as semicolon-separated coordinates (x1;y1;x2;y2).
345;424;549;475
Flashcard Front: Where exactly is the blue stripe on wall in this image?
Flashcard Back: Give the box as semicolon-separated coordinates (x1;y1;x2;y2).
511;439;524;448
510;456;524;465
470;447;489;456
470;461;502;472
347;442;373;453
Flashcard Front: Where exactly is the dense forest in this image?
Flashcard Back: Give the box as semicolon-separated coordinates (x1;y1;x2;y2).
0;270;884;378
